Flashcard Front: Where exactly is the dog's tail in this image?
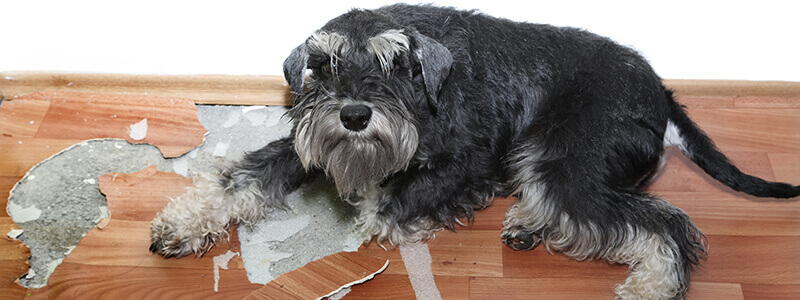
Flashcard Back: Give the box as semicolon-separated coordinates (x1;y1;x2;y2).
665;89;800;199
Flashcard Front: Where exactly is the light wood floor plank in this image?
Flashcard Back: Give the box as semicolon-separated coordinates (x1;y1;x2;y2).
359;230;504;277
741;283;800;299
648;149;778;194
687;108;800;153
25;262;260;300
23;90;207;157
0;137;85;176
469;277;619;299
663;192;800;236
687;282;744;300
0;98;49;138
768;153;800;183
0;217;30;300
693;236;800;285
346;274;470;299
0;176;21;217
99;165;193;222
502;245;629;280
246;252;388;300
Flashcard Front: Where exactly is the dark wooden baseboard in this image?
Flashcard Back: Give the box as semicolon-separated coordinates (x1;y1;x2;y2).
1;71;798;106
0;72;290;106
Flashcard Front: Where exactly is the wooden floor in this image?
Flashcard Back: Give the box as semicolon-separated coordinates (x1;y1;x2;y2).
1;77;799;299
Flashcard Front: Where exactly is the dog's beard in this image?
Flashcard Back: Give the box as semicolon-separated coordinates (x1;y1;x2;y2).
294;100;418;196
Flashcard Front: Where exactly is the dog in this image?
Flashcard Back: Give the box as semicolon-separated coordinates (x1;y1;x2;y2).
149;4;800;299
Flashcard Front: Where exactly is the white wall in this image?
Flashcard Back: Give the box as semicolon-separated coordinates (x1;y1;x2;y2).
2;0;798;81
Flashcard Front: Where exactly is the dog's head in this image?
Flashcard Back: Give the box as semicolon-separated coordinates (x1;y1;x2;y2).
283;9;453;196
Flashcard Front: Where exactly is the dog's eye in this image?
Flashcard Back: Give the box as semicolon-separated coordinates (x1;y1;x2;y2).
321;61;335;75
392;57;407;73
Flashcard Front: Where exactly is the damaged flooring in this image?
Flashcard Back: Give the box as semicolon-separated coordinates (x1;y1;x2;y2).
1;83;800;299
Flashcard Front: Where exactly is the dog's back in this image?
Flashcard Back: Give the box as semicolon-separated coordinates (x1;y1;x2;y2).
378;4;800;199
375;4;672;189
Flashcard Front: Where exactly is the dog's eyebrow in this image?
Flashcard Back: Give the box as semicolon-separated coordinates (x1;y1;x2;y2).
308;31;348;60
367;29;409;74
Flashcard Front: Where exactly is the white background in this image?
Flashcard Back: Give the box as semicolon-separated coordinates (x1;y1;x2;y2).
2;0;798;81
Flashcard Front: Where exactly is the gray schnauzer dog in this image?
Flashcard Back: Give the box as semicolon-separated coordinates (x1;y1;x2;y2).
150;4;800;299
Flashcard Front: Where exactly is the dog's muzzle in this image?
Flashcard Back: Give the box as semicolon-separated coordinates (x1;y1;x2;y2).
340;104;372;131
291;92;419;195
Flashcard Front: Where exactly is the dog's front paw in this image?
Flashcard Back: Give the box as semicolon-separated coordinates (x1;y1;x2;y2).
149;217;218;258
501;226;542;251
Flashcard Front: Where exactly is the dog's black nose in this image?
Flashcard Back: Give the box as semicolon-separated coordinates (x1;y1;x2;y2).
340;104;372;131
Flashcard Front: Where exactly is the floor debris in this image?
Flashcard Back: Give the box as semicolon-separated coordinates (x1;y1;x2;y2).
212;141;230;157
213;250;241;292
6;228;24;239
95;217;111;230
245;251;389;300
238;179;365;285
127;118;148;141
6;201;42;223
239;215;310;284
400;243;443;300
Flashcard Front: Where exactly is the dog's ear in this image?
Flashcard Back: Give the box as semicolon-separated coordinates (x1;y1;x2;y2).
411;32;453;113
283;44;309;100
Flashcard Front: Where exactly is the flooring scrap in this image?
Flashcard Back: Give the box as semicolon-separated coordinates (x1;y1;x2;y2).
245;251;389;300
26;166;261;299
214;250;241;293
399;243;442;300
14;90;207;157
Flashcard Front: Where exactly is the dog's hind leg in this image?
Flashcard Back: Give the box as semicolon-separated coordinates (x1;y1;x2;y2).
503;157;706;299
150;136;311;258
502;86;707;298
605;197;707;300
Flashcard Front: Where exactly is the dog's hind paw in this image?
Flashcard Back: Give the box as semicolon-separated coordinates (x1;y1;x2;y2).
502;227;542;251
